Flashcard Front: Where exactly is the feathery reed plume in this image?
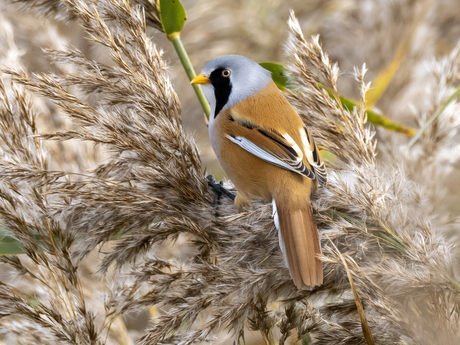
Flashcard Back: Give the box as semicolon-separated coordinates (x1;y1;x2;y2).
11;0;163;31
0;1;459;345
285;11;460;345
402;42;460;204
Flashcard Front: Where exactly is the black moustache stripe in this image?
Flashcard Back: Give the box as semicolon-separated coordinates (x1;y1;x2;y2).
210;68;232;118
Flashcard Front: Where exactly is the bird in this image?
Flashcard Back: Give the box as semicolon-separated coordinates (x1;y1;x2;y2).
191;55;327;289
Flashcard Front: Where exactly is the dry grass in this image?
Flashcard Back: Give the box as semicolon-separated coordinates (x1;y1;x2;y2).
0;0;460;344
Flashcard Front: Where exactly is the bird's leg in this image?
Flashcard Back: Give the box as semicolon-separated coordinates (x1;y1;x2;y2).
207;175;236;208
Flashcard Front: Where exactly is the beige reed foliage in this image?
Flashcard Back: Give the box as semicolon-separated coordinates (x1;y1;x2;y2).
0;1;460;344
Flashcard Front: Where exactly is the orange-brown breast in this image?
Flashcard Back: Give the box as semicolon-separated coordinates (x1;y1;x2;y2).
211;81;313;207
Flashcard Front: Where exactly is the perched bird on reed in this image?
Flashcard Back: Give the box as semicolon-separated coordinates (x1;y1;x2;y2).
191;55;327;289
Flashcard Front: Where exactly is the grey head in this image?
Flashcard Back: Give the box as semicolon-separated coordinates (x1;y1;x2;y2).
193;55;272;118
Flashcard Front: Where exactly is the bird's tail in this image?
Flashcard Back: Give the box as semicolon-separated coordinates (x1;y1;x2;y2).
272;199;322;289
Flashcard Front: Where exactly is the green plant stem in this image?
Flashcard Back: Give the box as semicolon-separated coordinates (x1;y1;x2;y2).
267;328;276;345
169;34;211;119
405;83;460;149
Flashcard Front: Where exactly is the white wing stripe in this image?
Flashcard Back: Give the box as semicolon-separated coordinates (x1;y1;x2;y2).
282;133;303;162
227;135;298;173
227;135;315;179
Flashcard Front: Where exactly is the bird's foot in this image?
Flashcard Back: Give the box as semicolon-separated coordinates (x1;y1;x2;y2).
207;175;236;208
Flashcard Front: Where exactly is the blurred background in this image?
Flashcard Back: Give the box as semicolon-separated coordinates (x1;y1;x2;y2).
1;0;460;343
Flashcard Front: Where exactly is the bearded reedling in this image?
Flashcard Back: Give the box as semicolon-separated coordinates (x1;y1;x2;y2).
192;55;327;289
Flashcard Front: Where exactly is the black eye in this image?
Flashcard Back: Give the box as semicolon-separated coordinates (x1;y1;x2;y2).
222;69;231;77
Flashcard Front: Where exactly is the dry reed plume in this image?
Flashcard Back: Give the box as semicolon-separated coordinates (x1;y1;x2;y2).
0;0;460;344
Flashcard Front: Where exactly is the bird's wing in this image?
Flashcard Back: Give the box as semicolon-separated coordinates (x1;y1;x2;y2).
225;116;315;179
301;127;327;186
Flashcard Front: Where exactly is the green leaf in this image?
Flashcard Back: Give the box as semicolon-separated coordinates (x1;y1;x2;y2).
320;150;336;163
159;0;187;39
375;220;407;254
302;334;312;345
0;229;50;255
259;62;289;90
0;234;25;255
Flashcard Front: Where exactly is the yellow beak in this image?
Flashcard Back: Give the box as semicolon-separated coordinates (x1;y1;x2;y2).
190;74;210;85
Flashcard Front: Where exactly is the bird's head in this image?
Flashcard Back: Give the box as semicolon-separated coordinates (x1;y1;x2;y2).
191;55;272;118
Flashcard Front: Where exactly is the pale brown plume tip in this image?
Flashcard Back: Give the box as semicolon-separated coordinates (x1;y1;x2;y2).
273;200;323;289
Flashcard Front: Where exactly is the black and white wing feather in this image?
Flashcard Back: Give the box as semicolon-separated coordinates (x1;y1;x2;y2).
225;116;316;179
301;127;327;186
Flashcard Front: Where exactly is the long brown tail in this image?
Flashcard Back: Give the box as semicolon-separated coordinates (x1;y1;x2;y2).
274;200;323;289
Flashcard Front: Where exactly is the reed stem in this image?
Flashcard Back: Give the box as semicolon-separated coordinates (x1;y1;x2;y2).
170;34;211;119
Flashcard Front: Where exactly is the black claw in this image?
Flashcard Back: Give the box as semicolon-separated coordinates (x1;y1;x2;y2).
207;175;236;208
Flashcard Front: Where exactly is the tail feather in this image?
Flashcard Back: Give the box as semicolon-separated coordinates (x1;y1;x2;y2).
273;200;322;289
